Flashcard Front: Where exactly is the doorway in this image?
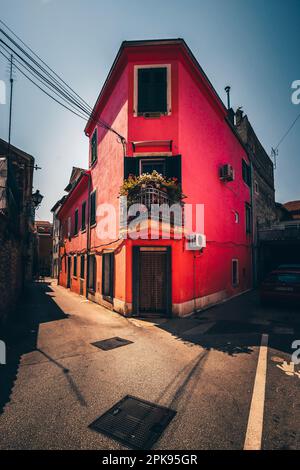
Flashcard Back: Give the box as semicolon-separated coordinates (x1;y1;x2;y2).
133;247;171;317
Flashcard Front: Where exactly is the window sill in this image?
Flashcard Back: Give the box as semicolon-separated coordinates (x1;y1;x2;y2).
81;228;87;233
90;222;97;229
135;111;170;118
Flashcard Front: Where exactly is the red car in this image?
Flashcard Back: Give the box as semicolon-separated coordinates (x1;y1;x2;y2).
260;269;300;305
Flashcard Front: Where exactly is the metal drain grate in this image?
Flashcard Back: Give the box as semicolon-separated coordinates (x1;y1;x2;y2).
91;337;133;351
89;395;176;449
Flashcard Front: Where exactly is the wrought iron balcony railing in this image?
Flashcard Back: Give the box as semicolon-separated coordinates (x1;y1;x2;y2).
125;187;184;226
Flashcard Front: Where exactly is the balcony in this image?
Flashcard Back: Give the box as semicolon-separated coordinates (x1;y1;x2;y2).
120;171;185;228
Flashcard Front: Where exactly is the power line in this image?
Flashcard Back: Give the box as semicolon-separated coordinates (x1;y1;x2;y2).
0;20;126;143
0;48;88;122
0;44;90;119
274;111;300;151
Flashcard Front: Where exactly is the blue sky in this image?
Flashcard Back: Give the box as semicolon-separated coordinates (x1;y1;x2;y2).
0;0;299;221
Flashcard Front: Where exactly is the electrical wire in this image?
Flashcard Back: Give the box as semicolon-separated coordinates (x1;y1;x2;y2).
274;112;300;151
0;48;89;122
0;44;90;119
0;20;126;142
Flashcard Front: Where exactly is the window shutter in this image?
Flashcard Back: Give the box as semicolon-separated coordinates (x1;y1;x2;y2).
138;67;167;114
165;155;182;183
124;157;139;178
90;192;96;225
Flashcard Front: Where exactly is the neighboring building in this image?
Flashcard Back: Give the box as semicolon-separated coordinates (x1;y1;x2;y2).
235;108;276;225
235;108;277;284
283;200;300;220
34;221;53;277
51;196;66;278
50;168;85;279
56;39;252;317
0;138;35;323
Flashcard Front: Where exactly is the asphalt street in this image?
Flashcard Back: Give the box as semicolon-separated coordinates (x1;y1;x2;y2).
0;280;299;450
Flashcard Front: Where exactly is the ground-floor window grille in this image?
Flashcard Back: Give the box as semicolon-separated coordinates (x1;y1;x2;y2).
102;253;114;301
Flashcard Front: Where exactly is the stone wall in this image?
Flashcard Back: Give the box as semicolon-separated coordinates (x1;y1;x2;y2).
0;219;23;324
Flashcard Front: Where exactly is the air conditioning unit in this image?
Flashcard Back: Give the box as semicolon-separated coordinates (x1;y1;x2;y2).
186;233;207;250
220;164;234;181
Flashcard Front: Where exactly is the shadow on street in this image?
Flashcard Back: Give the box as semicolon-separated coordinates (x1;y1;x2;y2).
153;290;300;357
0;281;69;414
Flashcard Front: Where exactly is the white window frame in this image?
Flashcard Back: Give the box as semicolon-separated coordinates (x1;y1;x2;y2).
133;64;172;117
232;259;239;287
234;211;239;224
254;180;259;195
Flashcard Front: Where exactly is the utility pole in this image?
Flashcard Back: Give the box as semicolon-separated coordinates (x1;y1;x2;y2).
8;54;14;154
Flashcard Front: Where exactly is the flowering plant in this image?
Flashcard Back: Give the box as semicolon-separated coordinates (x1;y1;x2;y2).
120;171;185;204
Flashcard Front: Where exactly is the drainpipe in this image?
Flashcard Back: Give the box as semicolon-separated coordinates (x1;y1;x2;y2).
250;161;256;288
86;172;91;298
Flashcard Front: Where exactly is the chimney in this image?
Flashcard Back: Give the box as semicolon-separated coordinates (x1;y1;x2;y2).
224;86;231;109
235;107;244;126
224;85;234;125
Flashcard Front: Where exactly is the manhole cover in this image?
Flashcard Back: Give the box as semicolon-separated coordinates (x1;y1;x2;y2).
91;337;133;351
89;395;176;449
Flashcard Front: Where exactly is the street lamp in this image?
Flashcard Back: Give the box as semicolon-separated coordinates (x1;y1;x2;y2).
32;189;43;209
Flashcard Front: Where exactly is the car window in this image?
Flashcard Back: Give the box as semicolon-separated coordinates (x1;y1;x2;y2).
277;273;300;284
265;273;300;283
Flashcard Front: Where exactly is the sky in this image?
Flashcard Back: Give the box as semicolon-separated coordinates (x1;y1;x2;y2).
0;0;299;221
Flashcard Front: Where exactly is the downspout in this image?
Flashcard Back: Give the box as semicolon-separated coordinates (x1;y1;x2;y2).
86;172;91;298
250;161;256;288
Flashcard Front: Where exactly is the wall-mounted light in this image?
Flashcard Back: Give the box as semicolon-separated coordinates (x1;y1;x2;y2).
32;189;43;209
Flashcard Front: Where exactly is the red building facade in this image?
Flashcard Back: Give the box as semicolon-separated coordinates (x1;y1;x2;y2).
57;39;252;317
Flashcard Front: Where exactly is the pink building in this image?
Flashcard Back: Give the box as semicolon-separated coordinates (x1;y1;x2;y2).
57;39;252;317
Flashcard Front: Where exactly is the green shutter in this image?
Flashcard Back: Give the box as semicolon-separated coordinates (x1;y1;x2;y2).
165;155;182;183
124;157;139;178
138;67;167;114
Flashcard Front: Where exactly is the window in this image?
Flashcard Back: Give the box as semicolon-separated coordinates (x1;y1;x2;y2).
254;181;259;194
74;209;79;235
102;253;114;301
136;66;169;115
232;259;239;287
67;216;71;238
234;211;239;223
140;159;166;176
81;201;86;231
124;155;181;182
90;129;98;165
80;255;85;279
73;255;77;277
90;191;96;226
245;203;252;234
88;255;96;291
242;159;251;186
